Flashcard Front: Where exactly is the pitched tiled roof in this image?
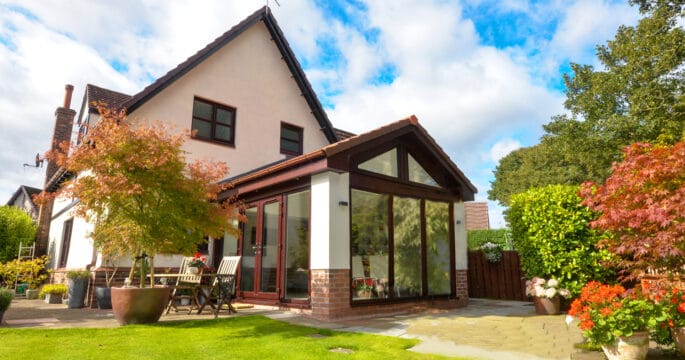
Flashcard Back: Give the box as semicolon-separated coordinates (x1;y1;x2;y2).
86;84;131;111
121;6;338;143
6;185;41;207
333;128;355;140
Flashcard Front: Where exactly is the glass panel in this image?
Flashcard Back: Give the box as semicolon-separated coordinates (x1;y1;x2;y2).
240;207;257;292
281;139;300;154
281;126;300;141
216;108;233;125
408;154;439;187
192;99;212;120
191;119;211;138
260;202;279;293
285;191;310;299
351;189;389;300
222;219;240;256
426;201;451;295
393;197;422;298
358;148;398;177
215;124;233;142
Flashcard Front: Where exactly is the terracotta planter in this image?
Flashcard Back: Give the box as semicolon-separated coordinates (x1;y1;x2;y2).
601;331;649;360
672;327;685;355
534;296;560;315
111;286;171;325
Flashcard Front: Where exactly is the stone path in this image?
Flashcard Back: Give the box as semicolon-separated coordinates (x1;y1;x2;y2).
1;298;680;359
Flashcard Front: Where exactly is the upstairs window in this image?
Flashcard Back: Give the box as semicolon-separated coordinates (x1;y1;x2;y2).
191;97;236;145
280;123;303;156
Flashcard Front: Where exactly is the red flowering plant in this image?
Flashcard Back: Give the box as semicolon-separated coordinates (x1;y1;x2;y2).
351;278;374;293
568;281;667;346
188;252;207;268
651;287;685;345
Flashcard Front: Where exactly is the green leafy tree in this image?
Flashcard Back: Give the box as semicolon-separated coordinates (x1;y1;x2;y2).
489;2;685;206
506;185;615;295
36;105;242;287
580;141;685;279
0;205;36;263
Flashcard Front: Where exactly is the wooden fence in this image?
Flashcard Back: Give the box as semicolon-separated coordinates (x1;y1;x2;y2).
467;250;528;301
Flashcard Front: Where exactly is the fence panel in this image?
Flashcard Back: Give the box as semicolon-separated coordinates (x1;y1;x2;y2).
467;250;528;301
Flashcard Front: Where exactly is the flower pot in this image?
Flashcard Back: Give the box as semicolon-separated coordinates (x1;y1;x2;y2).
45;293;63;304
25;289;39;299
601;331;649;360
111;286;171;325
95;287;112;309
534;296;560;315
672;327;685;355
68;278;88;309
356;290;372;298
187;267;199;274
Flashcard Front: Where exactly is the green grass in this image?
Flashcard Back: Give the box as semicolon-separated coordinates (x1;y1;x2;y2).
0;315;460;359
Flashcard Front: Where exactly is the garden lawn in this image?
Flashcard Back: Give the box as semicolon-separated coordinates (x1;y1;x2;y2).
0;315;460;359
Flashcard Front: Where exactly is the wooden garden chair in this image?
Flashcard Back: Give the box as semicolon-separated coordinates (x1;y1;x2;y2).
166;257;202;314
198;256;241;317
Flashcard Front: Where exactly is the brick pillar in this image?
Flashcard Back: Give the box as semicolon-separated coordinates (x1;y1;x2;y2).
455;269;468;306
310;269;350;320
35;85;76;257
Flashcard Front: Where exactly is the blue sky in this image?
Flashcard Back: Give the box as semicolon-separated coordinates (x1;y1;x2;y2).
0;0;641;227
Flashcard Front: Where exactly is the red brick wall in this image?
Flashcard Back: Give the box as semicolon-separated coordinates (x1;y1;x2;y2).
455;269;468;306
465;202;489;230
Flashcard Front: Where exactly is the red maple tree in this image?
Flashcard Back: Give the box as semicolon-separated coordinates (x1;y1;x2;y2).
580;142;685;279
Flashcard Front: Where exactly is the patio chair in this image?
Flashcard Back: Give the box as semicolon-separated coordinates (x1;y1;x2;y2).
166;257;202;314
198;256;241;317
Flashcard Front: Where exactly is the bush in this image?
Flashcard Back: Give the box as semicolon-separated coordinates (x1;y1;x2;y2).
0;206;36;263
0;288;13;311
506;185;616;295
0;256;50;289
39;284;67;296
66;270;91;279
467;229;512;250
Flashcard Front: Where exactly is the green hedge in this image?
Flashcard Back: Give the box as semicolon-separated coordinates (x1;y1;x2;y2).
467;229;512;250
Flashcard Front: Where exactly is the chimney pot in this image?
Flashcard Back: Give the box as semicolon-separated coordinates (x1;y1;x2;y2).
63;84;74;109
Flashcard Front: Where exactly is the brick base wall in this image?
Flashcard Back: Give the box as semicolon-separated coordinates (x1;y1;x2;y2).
310;269;350;320
455;269;468;306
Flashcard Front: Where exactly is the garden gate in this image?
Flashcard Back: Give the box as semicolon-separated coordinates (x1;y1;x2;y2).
467;250;528;301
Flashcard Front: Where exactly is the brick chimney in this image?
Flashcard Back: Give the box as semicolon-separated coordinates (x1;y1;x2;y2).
35;84;77;257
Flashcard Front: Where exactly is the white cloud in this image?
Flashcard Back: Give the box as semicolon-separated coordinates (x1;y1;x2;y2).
488;138;522;162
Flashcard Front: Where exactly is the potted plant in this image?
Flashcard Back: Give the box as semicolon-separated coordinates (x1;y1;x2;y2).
568;281;667;360
352;277;374;298
94;261;118;309
36;105;241;325
66;270;90;309
525;277;570;315
40;284;68;304
187;253;207;274
654;287;685;354
0;288;14;325
480;241;503;263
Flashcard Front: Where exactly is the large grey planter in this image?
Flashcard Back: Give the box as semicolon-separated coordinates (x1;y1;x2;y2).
68;278;88;309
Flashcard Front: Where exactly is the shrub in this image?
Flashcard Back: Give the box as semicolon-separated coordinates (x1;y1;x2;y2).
0;288;13;311
467;229;511;250
0;256;50;289
39;284;67;296
506;184;616;295
66;270;91;279
0;206;37;263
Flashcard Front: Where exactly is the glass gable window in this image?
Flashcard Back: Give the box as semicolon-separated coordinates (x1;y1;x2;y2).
284;190;310;300
358;148;398;178
191;97;236;145
408;154;439;187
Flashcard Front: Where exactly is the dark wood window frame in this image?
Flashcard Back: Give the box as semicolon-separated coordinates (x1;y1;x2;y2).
191;97;236;146
59;218;74;268
280;122;303;156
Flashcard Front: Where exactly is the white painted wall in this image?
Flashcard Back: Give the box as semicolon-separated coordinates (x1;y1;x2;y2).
310;172;350;270
454;202;467;270
47;195;95;270
129;22;331;178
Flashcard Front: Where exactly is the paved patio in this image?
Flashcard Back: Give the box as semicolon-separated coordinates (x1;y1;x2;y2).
0;298;679;359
